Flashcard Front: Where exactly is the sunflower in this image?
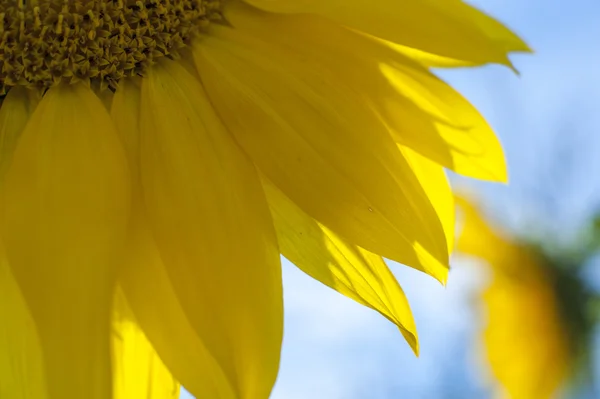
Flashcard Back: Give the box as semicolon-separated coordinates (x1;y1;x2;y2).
0;0;528;398
456;197;579;399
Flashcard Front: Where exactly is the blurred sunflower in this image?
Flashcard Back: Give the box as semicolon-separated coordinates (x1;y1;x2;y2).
0;0;528;398
456;197;597;399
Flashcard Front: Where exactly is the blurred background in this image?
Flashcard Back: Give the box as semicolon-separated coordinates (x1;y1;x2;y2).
184;0;600;398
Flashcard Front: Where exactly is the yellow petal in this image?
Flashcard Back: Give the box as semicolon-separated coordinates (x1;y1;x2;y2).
452;2;531;55
0;88;46;399
381;64;508;183
139;60;283;399
0;87;37;179
111;77;142;177
242;0;529;66
381;43;482;69
119;212;237;399
225;3;506;182
263;179;419;354
112;289;180;399
194;26;449;282
380;1;532;69
1;85;130;399
112;78;236;399
401;147;454;253
0;243;48;399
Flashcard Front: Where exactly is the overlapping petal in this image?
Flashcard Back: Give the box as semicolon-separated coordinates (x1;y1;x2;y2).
242;0;529;66
118;213;238;399
0;85;130;399
0;87;37;179
112;290;180;399
0;244;47;399
225;2;507;182
401;148;454;253
0;0;530;396
194;25;449;282
139;61;283;399
263;179;419;353
111;80;238;398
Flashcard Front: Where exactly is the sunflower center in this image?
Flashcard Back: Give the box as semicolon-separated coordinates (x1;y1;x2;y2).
0;0;221;93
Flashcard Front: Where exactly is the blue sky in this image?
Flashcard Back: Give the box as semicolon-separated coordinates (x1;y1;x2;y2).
182;1;600;398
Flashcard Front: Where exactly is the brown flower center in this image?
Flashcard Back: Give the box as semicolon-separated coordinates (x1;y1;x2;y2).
0;0;221;93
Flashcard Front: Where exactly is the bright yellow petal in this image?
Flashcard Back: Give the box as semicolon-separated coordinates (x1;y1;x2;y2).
194;26;449;282
112;289;180;399
380;1;531;69
224;3;507;182
0;243;48;399
139;60;283;399
1;85;130;399
263;179;419;353
401;147;454;253
242;0;529;66
381;65;508;183
381;43;482;69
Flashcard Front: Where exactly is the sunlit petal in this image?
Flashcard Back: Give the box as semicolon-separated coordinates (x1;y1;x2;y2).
112;290;180;399
194;26;449;282
242;0;529;66
225;3;506;182
264;179;419;353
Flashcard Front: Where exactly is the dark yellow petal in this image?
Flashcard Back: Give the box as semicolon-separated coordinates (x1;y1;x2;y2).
242;0;529;66
111;78;142;176
1;85;130;399
225;4;507;182
0;86;46;399
263;179;419;353
139;60;283;399
0;243;48;399
194;27;449;282
112;289;180;399
112;79;237;399
0;87;37;178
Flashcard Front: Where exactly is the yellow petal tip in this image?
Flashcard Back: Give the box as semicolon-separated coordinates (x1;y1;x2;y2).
401;329;420;357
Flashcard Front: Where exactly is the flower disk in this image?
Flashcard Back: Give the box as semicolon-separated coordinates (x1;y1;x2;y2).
0;0;221;92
